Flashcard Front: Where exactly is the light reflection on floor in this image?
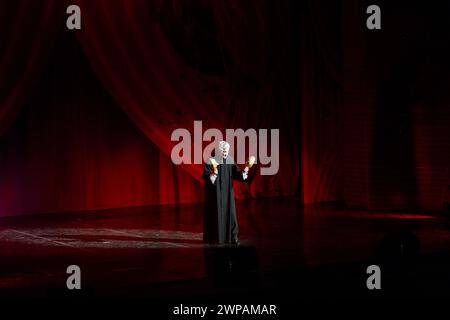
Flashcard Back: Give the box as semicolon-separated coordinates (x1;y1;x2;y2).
0;198;449;298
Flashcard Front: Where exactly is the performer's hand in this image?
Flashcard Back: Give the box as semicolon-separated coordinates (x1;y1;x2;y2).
245;156;256;169
213;167;218;175
209;158;219;174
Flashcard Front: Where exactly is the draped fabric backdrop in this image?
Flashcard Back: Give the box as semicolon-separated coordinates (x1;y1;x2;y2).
0;0;64;136
300;0;342;203
75;0;300;199
2;0;449;217
0;0;301;217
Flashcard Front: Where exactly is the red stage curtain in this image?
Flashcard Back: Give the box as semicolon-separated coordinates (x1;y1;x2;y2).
75;0;300;200
0;31;203;217
300;0;343;203
0;0;63;136
0;0;300;217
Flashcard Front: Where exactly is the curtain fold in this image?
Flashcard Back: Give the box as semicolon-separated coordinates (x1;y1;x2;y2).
0;0;300;217
75;0;300;199
0;30;204;217
300;0;343;203
0;0;63;136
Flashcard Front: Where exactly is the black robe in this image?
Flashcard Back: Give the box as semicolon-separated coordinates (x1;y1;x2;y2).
202;156;246;244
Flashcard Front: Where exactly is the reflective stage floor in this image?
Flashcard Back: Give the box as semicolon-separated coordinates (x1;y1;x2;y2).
1;197;450;301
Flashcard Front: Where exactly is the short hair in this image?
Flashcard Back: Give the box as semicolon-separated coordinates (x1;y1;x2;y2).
218;141;230;151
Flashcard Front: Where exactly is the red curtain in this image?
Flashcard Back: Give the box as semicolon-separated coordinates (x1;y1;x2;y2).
0;0;300;217
0;0;63;136
0;30;204;216
300;0;343;203
75;0;300;199
3;0;447;216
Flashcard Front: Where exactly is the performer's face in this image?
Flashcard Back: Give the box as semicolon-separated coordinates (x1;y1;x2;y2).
221;148;229;159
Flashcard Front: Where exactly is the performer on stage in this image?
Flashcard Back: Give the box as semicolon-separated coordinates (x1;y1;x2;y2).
202;141;255;245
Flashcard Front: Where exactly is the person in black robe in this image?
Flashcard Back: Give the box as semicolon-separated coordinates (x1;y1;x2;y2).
202;141;253;245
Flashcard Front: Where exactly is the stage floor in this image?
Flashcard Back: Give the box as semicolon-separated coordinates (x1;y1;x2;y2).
1;197;450;300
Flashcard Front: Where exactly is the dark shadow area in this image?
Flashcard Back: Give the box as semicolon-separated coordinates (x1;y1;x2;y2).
203;245;259;288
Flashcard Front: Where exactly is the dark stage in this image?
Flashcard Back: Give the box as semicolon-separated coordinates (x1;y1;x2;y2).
3;0;450;312
2;198;450;301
